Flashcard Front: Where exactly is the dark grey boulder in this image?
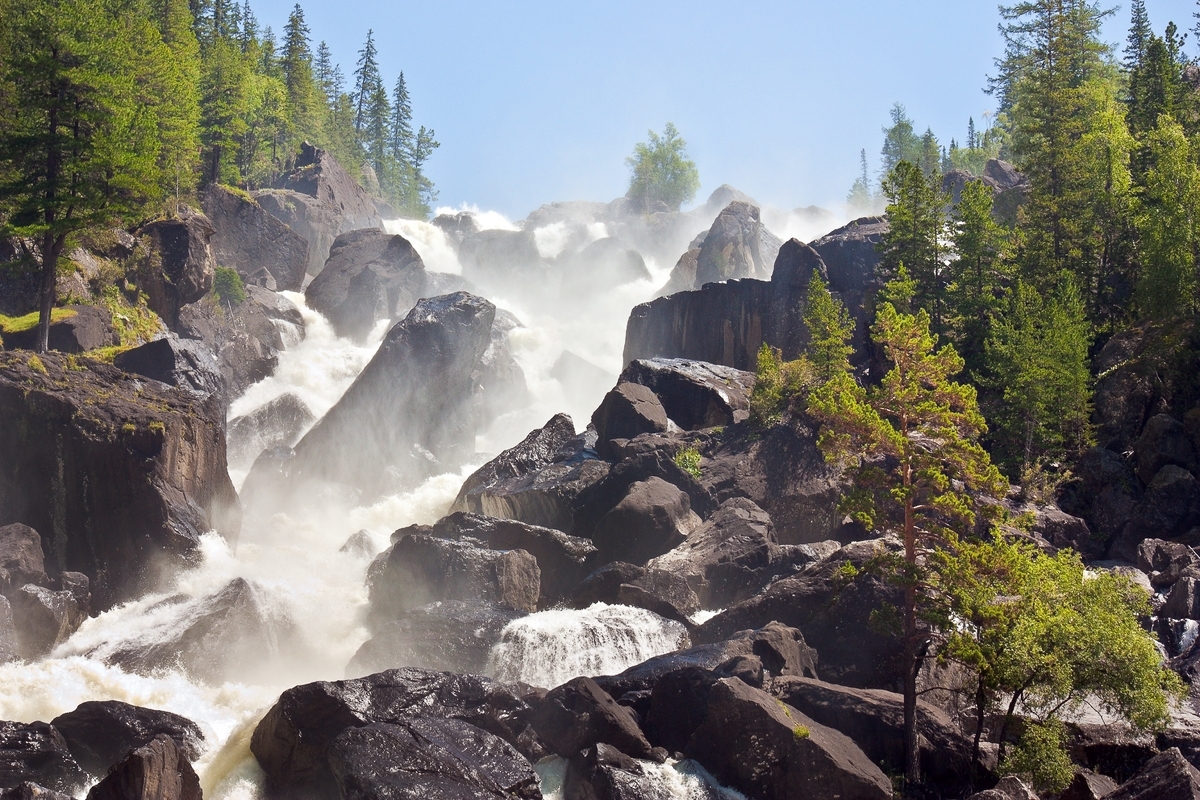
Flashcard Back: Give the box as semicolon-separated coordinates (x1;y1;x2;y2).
113;336;224;400
431;212;479;246
1107;747;1200;800
563;743;664;800
328;719;540;800
1113;466;1200;562
203;183;309;291
618;358;753;431
1059;446;1143;547
51;700;204;778
1138;539;1199;589
693;202;781;287
569;561;700;626
591;477;700;566
0;722;86;797
1136;415;1198;485
531;677;656;760
227;393;315;468
591;383;670;460
347;600;523;677
0;524;48;595
84;734;201;800
1061;769;1119;800
305;229;426;342
133;209;216;329
10;584;88;660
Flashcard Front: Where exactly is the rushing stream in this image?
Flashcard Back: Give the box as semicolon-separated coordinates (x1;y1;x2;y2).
0;212;717;799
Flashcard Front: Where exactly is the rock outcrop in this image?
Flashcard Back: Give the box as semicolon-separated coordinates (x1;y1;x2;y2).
0;352;239;609
132;210;217;329
0;722;86;796
50;701;203;778
203;184;309;291
692;201;782;286
84;735;201;800
304;229;426;341
113;336;224;400
227;393;315;469
244;293;495;506
256;142;383;276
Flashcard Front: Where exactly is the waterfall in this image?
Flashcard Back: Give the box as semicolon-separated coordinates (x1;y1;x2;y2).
536;756;747;800
486;603;688;688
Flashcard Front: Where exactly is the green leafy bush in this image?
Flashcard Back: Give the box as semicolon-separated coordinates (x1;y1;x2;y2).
212;266;246;307
674;445;702;479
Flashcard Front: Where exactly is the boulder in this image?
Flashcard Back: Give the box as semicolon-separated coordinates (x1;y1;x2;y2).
562;237;652;294
0;781;73;800
347;600;523;677
451;414;611;534
967;775;1039;800
562;743;669;800
368;533;540;622
1135;415;1198;484
1113;466;1200;562
1138;539;1199;589
338;530;376;559
569;562;699;625
304;229;426;341
0;523;48;595
531;677;656;760
0;722;86;796
696;538;904;689
617;359;753;430
1061;769;1119;800
1164;577;1200;619
101;577;296;684
1092;324;1168;453
133;209;216;329
426;513;598;607
658;246;701;297
809;216;887;297
431;212;479;246
202;183;309;291
770;676;979;796
258;142;382;276
85;734;201;800
174;297;279;403
1106;747;1200;800
328;719;540;800
647;497;813;607
245;293;495;507
0;353;239;609
655;676;893;800
1059;447;1143;547
50;701;203;778
591;383;670;459
227;393;315;469
475;308;530;425
0;305;117;353
693;202;781;286
113;336;224;400
10;584;87;659
250;667;540;797
235;284;305;350
591;478;700;566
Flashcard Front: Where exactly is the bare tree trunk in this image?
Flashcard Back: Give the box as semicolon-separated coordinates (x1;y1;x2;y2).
35;234;61;353
902;479;921;790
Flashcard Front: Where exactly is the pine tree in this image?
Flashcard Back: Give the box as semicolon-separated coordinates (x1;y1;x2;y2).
984;279;1093;480
281;3;317;142
803;270;854;380
353;29;380;133
314;40;337;98
199;35;249;184
1135;115;1200;317
238;0;256;51
390;72;413;161
847;148;874;213
149;0;202;205
880;161;950;335
920;128;941;177
947;180;1009;377
1125;0;1152;69
808;297;1008;787
880;103;922;179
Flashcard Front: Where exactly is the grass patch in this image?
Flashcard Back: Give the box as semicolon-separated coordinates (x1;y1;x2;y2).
792;725;810;740
84;345;131;364
0;308;78;335
149;421;165;434
98;285;162;347
26;354;47;374
674;445;702;479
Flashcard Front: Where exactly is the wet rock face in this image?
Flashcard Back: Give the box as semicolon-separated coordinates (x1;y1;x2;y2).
569;561;700;624
590;477;701;566
251;667;540;799
133;210;217;329
203;183;309;292
617;359;753;431
0;524;48;593
227;393;315;469
0;353;240;610
84;734;201;800
689;201;782;287
0;722;87;797
304;229;427;342
113;336;225;401
245;293;496;506
50;701;204;778
10;583;88;660
530;676;656;760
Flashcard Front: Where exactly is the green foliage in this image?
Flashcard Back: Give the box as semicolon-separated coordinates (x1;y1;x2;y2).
26;354;46;374
626;123;700;214
803;271;854;381
846;148;876;214
98;285;164;347
1134;115;1199;317
749;343;814;428
880;161;950;335
880;103;923;178
791;725;810;740
0;308;77;334
947;179;1010;377
673;446;702;480
999;720;1074;794
212;265;246;306
983;279;1093;479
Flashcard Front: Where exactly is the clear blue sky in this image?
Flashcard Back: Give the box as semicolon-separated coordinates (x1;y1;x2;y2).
254;1;1197;218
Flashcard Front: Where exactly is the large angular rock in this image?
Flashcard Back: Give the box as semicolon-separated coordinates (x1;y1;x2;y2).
624;238;835;371
475;308;530;426
0;353;240;609
0;722;86;796
653;676;893;800
1062;769;1119;800
0;523;48;594
569;561;700;625
0;305;117;353
1059;446;1143;547
531;677;655;760
85;734;201;800
1113;466;1200;562
258;142;382;276
245;293;495;506
101;578;296;684
328;719;540;800
250;668;539;798
133;209;217;329
227;393;315;469
562;743;672;800
1138;539;1199;589
693;202;781;287
591;383;670;459
770;676;979;796
1135;415;1198;485
426;512;597;606
368;532;540;624
618;359;753;430
10;584;87;660
451;414;611;534
696;538;904;688
304;229;427;341
590;477;701;565
347;600;523;677
51;701;204;778
1107;747;1200;800
203;183;309;291
113;336;224;399
809;216;887;297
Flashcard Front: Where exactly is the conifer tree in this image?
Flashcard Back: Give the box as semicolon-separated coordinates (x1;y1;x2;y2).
880;161;950;335
803;270;854;380
150;0;202;205
281;4;316;143
353;29;380;133
1125;0;1152;69
880;103;922;178
199;35;249;183
1135;115;1200;317
947;179;1009;377
847;148;874;212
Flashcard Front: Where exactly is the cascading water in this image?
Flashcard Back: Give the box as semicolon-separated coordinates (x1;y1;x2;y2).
486;603;688;688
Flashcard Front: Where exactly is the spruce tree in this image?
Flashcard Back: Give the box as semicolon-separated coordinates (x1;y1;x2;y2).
150;0;202;205
1125;0;1152;69
880;160;950;335
803;271;854;380
880;103;922;177
353;29;380;133
847;148;874;213
199;35;249;183
1135;115;1200;317
947;179;1009;377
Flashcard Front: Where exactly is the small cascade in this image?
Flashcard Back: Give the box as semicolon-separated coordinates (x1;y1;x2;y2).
535;756;747;800
486;603;687;688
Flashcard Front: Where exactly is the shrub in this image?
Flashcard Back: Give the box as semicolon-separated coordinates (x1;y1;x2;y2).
26;354;46;374
1000;719;1074;794
212;266;246;307
674;445;702;479
749;343;814;427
